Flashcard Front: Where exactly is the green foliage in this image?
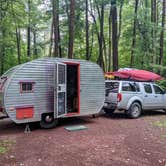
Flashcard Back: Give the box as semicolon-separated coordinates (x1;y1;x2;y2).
0;140;16;154
0;0;166;75
156;79;166;91
154;120;166;128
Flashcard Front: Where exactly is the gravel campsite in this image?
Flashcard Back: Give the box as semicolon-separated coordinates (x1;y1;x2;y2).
0;111;165;166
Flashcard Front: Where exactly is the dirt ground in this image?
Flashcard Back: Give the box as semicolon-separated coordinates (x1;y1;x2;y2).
0;110;166;166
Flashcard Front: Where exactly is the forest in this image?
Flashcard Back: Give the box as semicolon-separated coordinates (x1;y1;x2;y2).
0;0;166;77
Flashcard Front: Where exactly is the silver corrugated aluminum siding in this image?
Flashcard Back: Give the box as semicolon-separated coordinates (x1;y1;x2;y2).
3;58;105;124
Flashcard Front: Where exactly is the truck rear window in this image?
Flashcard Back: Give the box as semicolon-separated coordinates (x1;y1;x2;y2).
105;82;119;95
122;82;140;92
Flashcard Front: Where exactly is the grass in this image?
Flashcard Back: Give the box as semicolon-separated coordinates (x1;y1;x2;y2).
0;140;16;154
161;134;166;139
153;120;166;128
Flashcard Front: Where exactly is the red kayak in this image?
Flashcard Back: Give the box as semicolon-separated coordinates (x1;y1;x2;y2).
106;68;162;81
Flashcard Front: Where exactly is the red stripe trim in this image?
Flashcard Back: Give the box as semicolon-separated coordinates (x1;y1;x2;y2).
63;61;80;65
15;105;34;109
19;81;36;83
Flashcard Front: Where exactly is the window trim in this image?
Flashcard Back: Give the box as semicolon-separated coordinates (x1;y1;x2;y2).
19;81;35;93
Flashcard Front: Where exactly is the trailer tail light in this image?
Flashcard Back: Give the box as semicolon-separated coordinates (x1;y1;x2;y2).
117;93;122;102
16;107;34;119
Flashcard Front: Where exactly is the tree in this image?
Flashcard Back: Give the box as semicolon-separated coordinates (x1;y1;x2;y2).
52;0;60;57
151;0;157;64
68;0;76;59
85;0;90;60
111;0;118;71
96;1;105;69
27;0;31;57
159;0;166;65
108;7;112;71
130;0;139;67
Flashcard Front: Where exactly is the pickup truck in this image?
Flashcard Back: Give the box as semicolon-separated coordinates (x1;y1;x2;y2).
104;80;166;118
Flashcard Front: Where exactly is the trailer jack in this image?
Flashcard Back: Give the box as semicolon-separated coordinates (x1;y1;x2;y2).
24;124;31;134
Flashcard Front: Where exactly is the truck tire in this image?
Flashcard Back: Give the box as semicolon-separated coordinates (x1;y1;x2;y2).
163;109;166;113
104;108;115;115
40;113;58;129
126;102;142;118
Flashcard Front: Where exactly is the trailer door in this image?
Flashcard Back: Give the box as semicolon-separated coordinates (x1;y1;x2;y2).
54;62;67;118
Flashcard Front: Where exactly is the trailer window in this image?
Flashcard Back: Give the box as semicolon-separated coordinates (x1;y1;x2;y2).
20;82;34;93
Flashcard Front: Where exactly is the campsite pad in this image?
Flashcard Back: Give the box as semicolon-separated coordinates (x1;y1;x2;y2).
64;125;88;132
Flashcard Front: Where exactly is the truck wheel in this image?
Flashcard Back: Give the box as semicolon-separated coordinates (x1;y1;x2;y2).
127;102;142;118
104;109;115;115
163;109;166;113
40;113;58;129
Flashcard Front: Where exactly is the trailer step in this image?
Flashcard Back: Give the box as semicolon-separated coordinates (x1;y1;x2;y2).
64;125;88;132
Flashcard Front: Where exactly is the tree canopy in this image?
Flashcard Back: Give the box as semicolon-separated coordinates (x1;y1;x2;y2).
0;0;166;76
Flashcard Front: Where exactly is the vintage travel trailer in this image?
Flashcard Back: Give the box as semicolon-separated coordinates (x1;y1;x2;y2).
0;58;105;128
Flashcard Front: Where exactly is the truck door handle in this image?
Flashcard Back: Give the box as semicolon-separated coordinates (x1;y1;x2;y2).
154;96;157;97
144;95;148;97
58;86;61;91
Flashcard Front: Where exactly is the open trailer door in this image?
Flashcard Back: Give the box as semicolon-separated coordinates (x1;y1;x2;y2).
54;62;67;118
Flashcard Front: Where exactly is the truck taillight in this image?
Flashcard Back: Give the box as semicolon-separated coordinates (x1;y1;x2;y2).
0;107;3;112
117;93;122;102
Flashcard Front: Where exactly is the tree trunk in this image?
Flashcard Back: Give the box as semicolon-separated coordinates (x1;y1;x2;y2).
11;2;21;64
111;0;118;71
49;20;53;57
0;29;5;75
97;3;104;69
159;0;166;65
52;0;59;57
33;30;38;58
85;0;90;60
68;0;75;59
27;0;31;57
58;25;62;58
16;28;21;64
89;28;94;60
130;0;139;67
151;0;157;64
108;7;112;72
0;47;5;75
118;0;124;41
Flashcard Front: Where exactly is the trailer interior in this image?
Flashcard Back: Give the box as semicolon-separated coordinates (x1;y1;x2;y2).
66;63;80;114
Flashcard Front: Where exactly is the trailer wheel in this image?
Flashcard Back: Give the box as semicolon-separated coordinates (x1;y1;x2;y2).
40;113;58;129
163;109;166;113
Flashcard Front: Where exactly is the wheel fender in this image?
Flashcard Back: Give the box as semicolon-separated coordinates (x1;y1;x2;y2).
126;96;143;110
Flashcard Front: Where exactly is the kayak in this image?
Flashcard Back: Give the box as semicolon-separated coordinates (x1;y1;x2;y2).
105;68;162;81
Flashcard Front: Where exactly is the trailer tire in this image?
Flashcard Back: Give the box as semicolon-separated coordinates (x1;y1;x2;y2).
40;113;58;129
